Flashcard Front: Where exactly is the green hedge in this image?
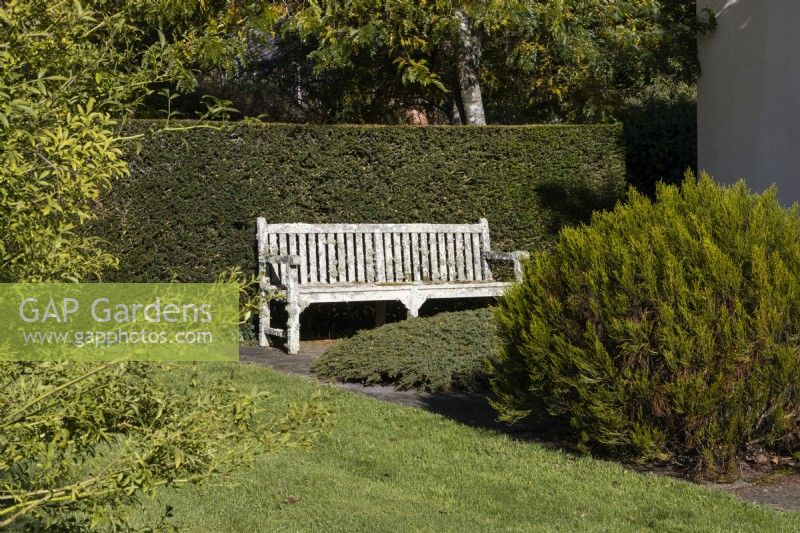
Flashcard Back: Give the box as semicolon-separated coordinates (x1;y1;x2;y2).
93;121;626;282
620;81;696;196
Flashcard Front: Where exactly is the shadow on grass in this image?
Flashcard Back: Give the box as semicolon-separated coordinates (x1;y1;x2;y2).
415;390;575;451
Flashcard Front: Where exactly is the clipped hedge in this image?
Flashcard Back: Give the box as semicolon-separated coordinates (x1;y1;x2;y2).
312;309;495;392
491;174;800;480
93;121;626;282
621;81;696;196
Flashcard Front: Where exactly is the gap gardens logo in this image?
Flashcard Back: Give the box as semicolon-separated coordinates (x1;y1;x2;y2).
0;284;239;361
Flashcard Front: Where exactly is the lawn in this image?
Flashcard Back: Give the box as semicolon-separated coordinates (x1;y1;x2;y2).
132;363;800;532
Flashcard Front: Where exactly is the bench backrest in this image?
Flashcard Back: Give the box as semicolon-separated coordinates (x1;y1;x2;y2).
257;219;494;285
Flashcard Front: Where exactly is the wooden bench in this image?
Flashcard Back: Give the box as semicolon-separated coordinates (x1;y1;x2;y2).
257;218;528;353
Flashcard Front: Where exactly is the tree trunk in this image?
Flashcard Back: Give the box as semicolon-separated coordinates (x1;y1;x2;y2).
454;9;486;125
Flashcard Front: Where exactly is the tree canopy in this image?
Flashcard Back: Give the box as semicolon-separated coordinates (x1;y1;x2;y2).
1;0;703;126
176;0;703;124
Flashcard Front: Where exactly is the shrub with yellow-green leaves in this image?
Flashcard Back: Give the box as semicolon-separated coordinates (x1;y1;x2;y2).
0;361;329;530
0;2;327;529
491;174;800;480
0;3;125;282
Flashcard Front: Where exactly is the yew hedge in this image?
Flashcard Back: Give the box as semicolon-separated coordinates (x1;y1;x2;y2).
93;121;626;282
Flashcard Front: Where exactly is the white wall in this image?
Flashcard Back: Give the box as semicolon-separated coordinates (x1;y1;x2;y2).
697;0;800;203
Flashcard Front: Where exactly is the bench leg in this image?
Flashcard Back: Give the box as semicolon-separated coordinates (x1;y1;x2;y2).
286;297;307;355
375;301;387;327
284;267;304;354
287;307;300;354
402;293;424;319
405;304;422;319
259;292;271;347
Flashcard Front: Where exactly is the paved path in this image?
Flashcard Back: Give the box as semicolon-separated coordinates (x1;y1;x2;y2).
240;343;510;432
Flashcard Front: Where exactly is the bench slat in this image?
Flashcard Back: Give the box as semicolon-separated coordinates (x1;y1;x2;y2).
336;232;346;283
411;233;421;282
346;233;356;282
383;233;393;282
456;233;465;281
429;232;440;281
267;233;277;282
278;233;288;282
355;233;365;282
375;231;386;282
298;234;307;283
288;233;298;282
464;232;474;281
472;233;483;281
385;233;393;281
318;233;328;283
327;232;337;282
445;233;455;281
365;233;375;282
402;233;412;282
391;233;398;281
437;233;447;281
308;233;317;283
391;233;401;282
420;233;430;281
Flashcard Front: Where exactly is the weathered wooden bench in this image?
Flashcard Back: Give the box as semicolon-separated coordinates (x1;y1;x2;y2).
257;218;528;353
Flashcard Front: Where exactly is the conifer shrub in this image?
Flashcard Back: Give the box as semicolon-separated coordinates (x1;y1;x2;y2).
312;309;495;392
490;174;800;479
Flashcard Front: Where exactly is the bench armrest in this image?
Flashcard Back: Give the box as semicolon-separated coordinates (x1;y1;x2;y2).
482;250;530;282
259;254;302;291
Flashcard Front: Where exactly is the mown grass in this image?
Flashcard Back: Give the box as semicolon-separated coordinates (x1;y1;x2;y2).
132;363;800;531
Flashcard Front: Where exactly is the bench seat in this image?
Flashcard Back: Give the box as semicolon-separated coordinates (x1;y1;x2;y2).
257;218;527;353
286;281;510;303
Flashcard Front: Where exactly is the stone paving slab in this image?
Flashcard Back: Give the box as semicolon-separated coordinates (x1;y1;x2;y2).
240;343;327;377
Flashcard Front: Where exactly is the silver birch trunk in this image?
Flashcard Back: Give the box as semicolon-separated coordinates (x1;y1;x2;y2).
454;9;486;125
